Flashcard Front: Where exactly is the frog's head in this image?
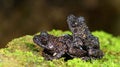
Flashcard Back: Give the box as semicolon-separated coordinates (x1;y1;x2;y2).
67;14;87;33
33;32;50;49
67;14;85;27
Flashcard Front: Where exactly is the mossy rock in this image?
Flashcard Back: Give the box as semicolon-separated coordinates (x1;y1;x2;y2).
0;30;120;67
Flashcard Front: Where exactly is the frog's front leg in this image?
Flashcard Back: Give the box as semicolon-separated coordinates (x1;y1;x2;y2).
42;49;65;60
88;49;104;59
42;51;54;60
52;51;66;59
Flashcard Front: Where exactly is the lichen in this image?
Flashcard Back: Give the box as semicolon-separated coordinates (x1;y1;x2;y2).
0;30;120;67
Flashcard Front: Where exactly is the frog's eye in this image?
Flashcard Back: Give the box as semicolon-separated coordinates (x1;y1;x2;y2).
40;32;49;45
40;32;48;37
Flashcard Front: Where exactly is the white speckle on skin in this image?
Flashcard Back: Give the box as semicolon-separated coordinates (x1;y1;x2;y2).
53;52;57;56
49;45;53;49
75;22;78;25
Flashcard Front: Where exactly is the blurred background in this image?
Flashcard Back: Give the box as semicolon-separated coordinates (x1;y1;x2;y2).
0;0;120;48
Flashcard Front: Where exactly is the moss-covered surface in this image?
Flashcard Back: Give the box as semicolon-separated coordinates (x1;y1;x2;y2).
0;30;120;67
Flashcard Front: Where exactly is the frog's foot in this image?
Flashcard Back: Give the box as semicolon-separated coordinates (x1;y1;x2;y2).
88;49;104;59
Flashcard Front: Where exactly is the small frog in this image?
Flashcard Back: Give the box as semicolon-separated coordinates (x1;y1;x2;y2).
33;32;68;60
33;14;104;61
67;14;103;59
33;32;87;60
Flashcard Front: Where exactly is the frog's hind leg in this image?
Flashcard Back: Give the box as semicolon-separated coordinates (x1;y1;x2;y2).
68;46;87;58
88;49;104;59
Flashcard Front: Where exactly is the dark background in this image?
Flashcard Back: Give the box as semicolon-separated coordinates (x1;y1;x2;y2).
0;0;120;48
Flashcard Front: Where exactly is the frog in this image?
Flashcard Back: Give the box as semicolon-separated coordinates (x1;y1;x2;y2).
67;14;104;59
33;14;104;61
33;32;87;60
33;32;68;60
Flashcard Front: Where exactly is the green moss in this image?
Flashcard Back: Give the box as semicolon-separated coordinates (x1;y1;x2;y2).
0;30;120;67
